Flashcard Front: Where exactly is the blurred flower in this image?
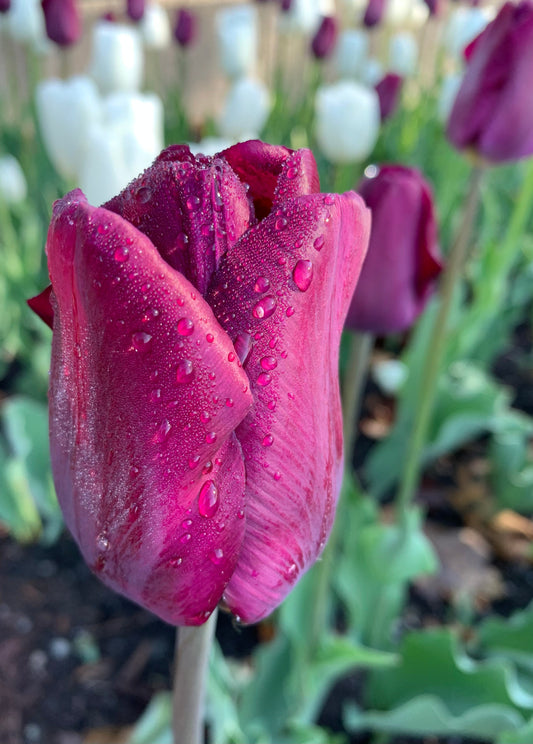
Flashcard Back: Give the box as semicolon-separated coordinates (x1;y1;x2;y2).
423;0;440;15
188;137;235;157
30;141;370;625
372;358;408;395
279;0;334;33
437;71;462;123
361;57;384;86
79;91;164;205
41;0;81;46
126;0;145;22
173;8;196;48
389;32;418;76
0;154;27;204
375;72;403;121
310;14;338;59
218;77;271;140
363;0;385;27
216;5;257;78
140;3;171;48
0;0;10;12
90;20;143;93
385;0;428;26
5;0;47;46
447;1;533;163
443;6;493;59
333;29;369;79
36;76;101;180
346;165;443;334
315;81;380;164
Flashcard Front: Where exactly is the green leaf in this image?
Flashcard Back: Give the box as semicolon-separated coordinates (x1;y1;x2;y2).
208;642;249;744
128;692;173;744
489;414;533;513
478;603;533;672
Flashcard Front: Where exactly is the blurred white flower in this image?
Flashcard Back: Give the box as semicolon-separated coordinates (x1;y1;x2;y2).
361;57;384;87
333;29;369;80
438;71;463;123
188;138;235;157
216;5;257;79
372;358;408;396
80;91;164;206
35;76;101;181
443;7;494;60
279;0;333;34
0;154;27;204
5;0;47;47
90;21;144;94
385;0;428;27
389;32;418;77
218;77;271;140
315;81;380;164
140;3;171;49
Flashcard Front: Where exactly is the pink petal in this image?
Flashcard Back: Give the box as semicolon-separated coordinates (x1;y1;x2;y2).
104;146;252;296
28;285;54;329
206;191;371;623
47;190;253;625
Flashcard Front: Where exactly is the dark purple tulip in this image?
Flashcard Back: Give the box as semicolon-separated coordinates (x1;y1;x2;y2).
423;0;440;14
174;8;197;48
29;141;370;626
41;0;81;46
375;73;403;121
447;1;533;163
0;0;11;13
280;0;293;11
311;15;338;59
363;0;386;28
346;165;443;335
126;0;145;22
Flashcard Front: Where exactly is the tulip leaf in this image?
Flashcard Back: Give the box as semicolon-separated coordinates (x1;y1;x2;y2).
489;414;533;513
128;691;173;744
498;716;533;744
478;603;533;672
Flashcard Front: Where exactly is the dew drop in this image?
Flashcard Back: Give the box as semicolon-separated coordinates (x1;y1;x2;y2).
97;223;108;235
153;419;171;443
114;245;130;262
237;509;245;520
177;317;194;336
200;411;211;423
293;260;313;292
186;195;201;210
257;372;272;387
205;431;217;444
269;337;278;349
324;194;335;206
313;235;324;251
262;434;274;447
228;351;236;362
176;232;189;251
136;186;151;203
131;332;152;351
286;306;295;317
169;557;183;567
260;356;277;370
275;216;288;230
286;166;298;180
188;454;200;469
181;518;193;529
225;398;234;408
210;548;224;565
267;400;276;411
176;359;194;383
198;480;219;518
254;276;270;293
234;331;252;364
96;533;110;551
180;532;192;544
273;471;282;481
202;461;213;474
252;296;277;320
150;388;161;402
206;333;214;343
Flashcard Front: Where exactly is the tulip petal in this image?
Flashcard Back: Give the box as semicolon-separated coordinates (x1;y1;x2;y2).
105;145;251;296
47;190;253;625
206;191;371;623
28;285;54;329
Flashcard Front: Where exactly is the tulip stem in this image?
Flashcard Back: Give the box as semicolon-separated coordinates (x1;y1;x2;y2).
396;164;486;523
342;331;374;469
172;609;218;744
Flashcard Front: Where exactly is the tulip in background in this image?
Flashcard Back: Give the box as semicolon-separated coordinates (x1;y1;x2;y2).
29;141;370;625
217;77;271;141
314;80;380;164
447;1;533;163
140;3;171;49
0;0;10;13
310;14;338;59
443;5;493;59
174;7;197;48
363;0;386;28
41;0;81;47
0;154;27;204
127;0;145;22
216;4;258;78
375;72;403;121
89;19;144;94
4;0;48;47
346;165;443;334
333;29;369;79
388;31;418;77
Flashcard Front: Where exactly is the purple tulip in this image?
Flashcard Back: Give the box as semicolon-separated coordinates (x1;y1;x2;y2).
375;73;403;121
174;8;197;48
41;0;81;46
126;0;145;22
346;165;443;335
279;0;293;11
0;0;11;13
447;1;533;163
311;15;338;59
363;0;386;28
29;141;370;626
423;0;440;14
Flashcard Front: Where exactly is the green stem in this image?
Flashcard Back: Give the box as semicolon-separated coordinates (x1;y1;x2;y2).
396;164;486;524
172;609;218;744
342;331;374;469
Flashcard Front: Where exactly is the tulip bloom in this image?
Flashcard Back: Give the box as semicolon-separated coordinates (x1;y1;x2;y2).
126;0;145;22
375;73;403;121
447;1;533;163
29;141;370;626
311;15;338;59
41;0;81;46
140;3;171;49
174;8;196;48
364;0;386;27
0;0;10;12
346;165;442;334
216;5;258;78
217;77;271;141
89;20;143;94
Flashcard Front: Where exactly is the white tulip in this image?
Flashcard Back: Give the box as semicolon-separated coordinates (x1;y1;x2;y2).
438;72;463;123
389;32;418;77
90;21;144;94
333;30;369;80
35;76;102;181
188;138;235;157
216;5;257;79
0;154;27;204
372;359;408;396
314;81;380;164
385;0;428;27
141;3;171;49
218;77;271;140
361;57;384;87
5;0;47;47
80;92;164;206
280;0;335;32
443;7;494;60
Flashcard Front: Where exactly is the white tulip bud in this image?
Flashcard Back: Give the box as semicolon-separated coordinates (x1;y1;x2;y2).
333;30;369;80
218;77;271;140
389;32;418;77
188;138;235;157
0;155;27;204
5;0;47;47
361;57;384;87
140;3;171;49
216;5;257;79
280;0;332;34
90;21;144;94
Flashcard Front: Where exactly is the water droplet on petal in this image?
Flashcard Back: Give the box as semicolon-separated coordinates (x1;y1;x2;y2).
273;471;282;481
234;331;252;364
177;317;194;336
210;548;224;565
293;260;313;292
136;186;151;203
180;532;192;544
150;388;161;402
186;195;201;210
228;352;236;362
188;454;201;469
267;400;276;411
181;518;193;528
206;333;214;343
237;509;245;519
286;306;295;317
198;480;219;518
252;296;277;320
260;356;277;370
286;166;298;179
225;398;234;407
262;434;274;447
131;332;152;351
275;216;288;230
313;236;324;251
324;194;335;206
153;419;171;443
96;533;109;551
114;246;130;262
200;411;211;423
176;359;194;383
257;372;272;387
205;431;217;444
254;276;270;293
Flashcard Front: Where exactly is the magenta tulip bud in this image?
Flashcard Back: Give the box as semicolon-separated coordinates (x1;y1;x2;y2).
28;141;371;626
375;73;403;121
126;0;145;22
280;0;293;11
346;165;443;335
363;0;386;28
311;15;338;59
447;1;533;163
0;0;11;13
174;8;197;48
41;0;81;46
423;0;440;15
